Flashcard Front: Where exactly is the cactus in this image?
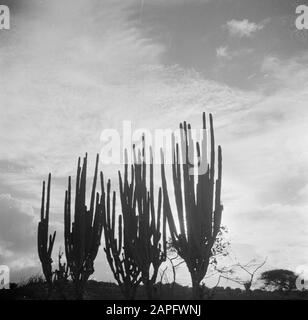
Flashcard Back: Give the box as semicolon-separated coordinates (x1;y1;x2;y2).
38;173;56;297
161;113;223;299
55;250;69;283
102;139;166;300
118;140;167;299
102;176;142;300
53;249;69;299
64;153;104;299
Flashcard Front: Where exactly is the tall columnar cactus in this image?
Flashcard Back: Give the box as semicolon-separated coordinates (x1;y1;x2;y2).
38;173;56;295
161;113;223;299
64;153;104;299
102;176;142;300
118;140;167;299
102;139;166;300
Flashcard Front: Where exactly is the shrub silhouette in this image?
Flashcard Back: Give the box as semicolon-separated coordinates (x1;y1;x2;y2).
260;269;297;291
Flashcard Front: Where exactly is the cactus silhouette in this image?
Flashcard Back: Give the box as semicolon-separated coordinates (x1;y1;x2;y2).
37;113;222;300
102;138;166;300
118;139;167;299
161;113;223;299
102;175;142;300
64;154;104;299
38;173;56;297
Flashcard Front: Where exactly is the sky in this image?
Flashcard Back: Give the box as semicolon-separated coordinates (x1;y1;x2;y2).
0;0;308;288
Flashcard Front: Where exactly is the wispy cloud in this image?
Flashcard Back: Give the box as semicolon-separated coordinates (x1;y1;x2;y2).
261;54;308;89
216;45;254;60
216;46;229;58
226;19;264;38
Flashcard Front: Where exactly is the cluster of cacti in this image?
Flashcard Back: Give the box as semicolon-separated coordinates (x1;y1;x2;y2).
37;113;223;300
161;113;223;298
102;176;142;300
102;139;166;300
119;140;166;299
37;173;56;297
38;154;104;299
64;153;104;299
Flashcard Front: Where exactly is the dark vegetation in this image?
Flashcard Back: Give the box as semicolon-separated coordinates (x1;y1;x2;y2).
260;269;298;291
35;112;225;300
3;113;306;300
1;278;307;300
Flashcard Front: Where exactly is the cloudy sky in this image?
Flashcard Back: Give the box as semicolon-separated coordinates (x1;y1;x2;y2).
0;0;308;287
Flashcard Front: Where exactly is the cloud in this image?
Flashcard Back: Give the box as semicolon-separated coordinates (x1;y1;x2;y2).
216;46;254;60
261;54;308;90
0;194;36;254
0;0;165;173
226;19;264;38
0;192;63;281
216;46;229;58
219;52;308;273
228;203;308;270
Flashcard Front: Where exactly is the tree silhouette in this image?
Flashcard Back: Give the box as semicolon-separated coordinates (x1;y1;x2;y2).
260;269;297;291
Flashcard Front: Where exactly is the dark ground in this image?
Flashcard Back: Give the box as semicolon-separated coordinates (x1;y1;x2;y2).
0;279;307;300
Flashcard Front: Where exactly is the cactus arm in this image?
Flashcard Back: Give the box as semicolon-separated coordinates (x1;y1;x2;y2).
161;149;178;243
209;113;215;234
213;146;223;238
